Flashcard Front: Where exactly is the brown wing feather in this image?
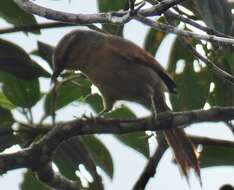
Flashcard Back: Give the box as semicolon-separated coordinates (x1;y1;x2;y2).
107;35;176;93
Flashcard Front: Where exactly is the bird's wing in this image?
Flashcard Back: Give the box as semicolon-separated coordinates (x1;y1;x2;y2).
107;37;177;93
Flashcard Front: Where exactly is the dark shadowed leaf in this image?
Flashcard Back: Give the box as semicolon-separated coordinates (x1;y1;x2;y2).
32;41;55;70
44;76;91;115
168;38;210;111
80;135;114;179
21;170;50;190
192;0;232;34
219;184;234;190
0;128;19;152
0;107;14;128
0;107;17;152
97;0;126;36
53;137;104;189
0;39;50;79
200;145;234;168
0;1;39;34
0;72;41;108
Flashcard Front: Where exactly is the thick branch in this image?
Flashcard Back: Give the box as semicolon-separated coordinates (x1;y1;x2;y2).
36;163;81;190
14;0;234;45
0;106;234;174
14;0;186;24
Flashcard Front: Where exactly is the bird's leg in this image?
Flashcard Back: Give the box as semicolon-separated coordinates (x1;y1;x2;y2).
150;95;158;121
97;108;110;117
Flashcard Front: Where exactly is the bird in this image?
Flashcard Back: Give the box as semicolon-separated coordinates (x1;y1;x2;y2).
52;29;200;181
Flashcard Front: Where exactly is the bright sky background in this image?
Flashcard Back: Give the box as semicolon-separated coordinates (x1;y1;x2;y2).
0;0;234;190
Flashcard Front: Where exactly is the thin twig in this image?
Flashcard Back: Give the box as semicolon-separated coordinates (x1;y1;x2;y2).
185;43;234;84
133;136;168;189
0;22;105;35
135;15;234;45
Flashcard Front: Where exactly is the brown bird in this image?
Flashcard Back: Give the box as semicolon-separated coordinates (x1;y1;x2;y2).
52;29;200;180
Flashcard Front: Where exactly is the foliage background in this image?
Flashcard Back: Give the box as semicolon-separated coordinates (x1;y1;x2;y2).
0;0;234;190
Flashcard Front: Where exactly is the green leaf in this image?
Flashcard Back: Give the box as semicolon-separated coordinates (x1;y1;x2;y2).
168;38;210;111
207;47;234;107
115;132;149;158
106;106;149;158
0;38;50;79
0;1;39;34
44;75;92;115
201;145;234;167
0;92;15;110
192;0;232;34
80;135;114;179
21;170;50;190
105;106;136;119
85;93;103;113
0;72;41;108
97;0;126;36
53;137;104;188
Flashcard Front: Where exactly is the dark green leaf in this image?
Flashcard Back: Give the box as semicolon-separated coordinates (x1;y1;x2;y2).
0;92;15;110
21;170;50;190
208;48;234;107
201;145;234;167
44;76;92;115
168;38;210;111
0;38;50;79
80;135;114;179
105;106;136;119
85;93;103;113
0;72;41;108
115;132;149;158
0;1;39;33
97;0;126;36
192;0;232;34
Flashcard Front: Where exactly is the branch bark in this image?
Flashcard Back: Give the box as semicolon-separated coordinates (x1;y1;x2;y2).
1;106;234;174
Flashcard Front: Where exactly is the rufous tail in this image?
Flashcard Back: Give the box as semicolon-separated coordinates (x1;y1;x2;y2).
157;101;201;183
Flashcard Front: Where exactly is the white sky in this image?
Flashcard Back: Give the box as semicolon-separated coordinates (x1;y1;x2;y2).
0;0;234;190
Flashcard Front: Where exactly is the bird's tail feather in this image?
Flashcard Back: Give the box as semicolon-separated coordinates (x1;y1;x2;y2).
157;100;201;183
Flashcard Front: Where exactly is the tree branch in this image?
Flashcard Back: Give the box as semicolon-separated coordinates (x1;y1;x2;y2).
0;106;234;175
14;0;186;24
133;136;168;190
135;15;234;45
36;162;81;190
